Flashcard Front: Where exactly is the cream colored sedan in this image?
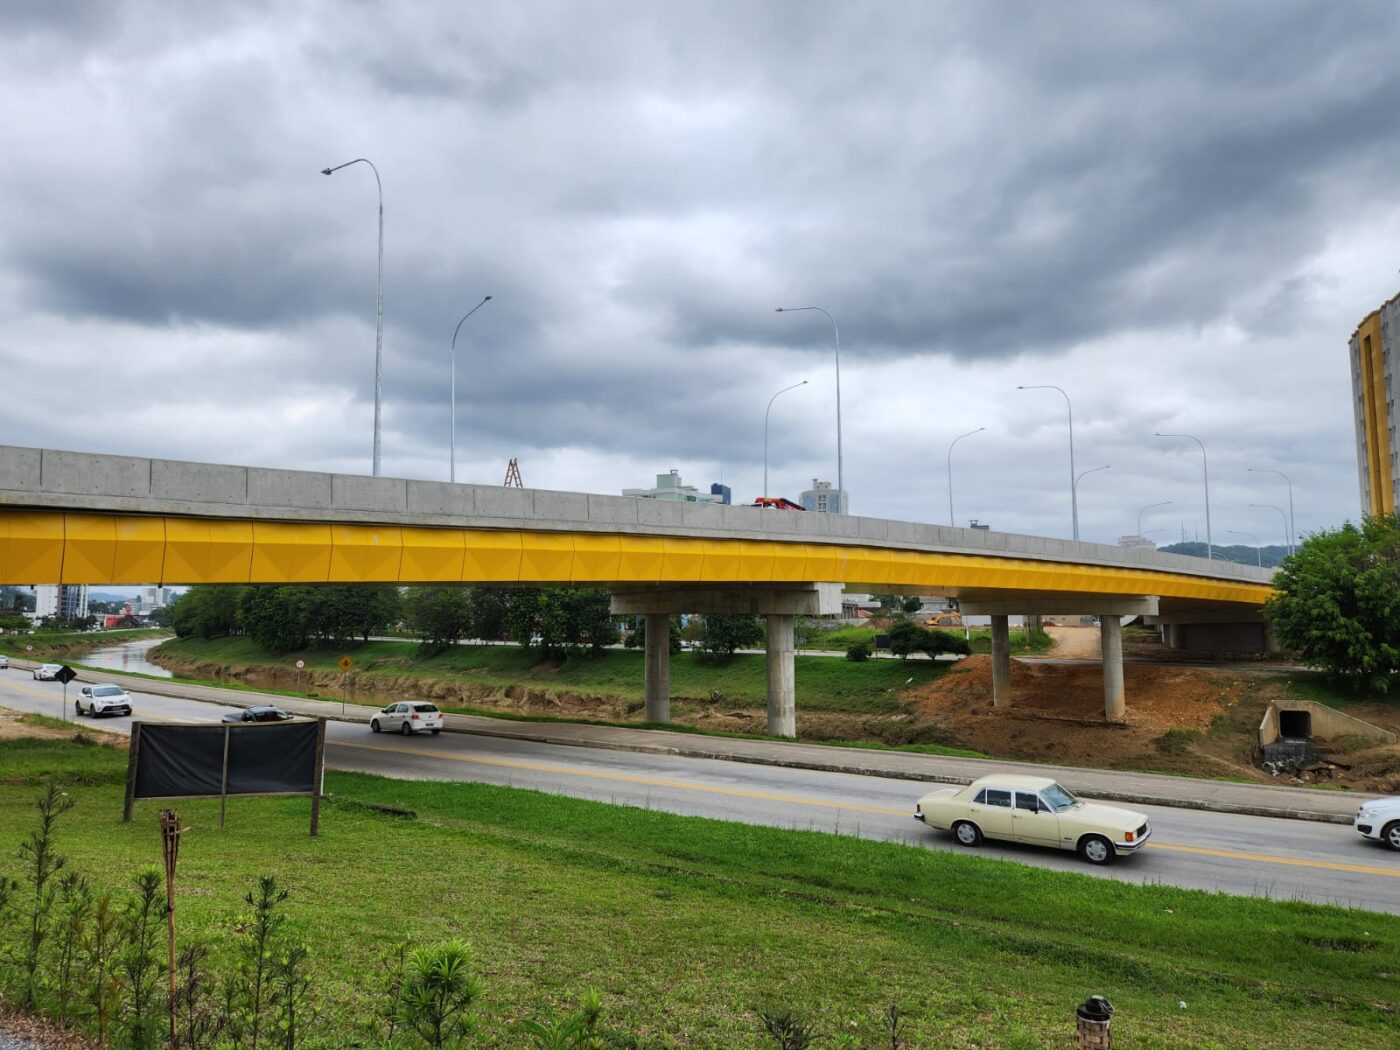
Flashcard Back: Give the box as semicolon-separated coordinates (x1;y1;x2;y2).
914;774;1150;865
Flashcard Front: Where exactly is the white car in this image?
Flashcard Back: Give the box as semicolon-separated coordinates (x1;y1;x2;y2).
1354;797;1400;851
32;663;63;681
914;774;1151;865
370;701;444;736
76;684;132;718
0;654;8;669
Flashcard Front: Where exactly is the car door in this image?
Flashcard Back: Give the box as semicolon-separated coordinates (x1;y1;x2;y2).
969;787;1015;841
380;703;403;730
1011;791;1060;846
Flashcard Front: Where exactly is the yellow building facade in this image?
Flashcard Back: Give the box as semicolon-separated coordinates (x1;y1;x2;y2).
1350;294;1400;515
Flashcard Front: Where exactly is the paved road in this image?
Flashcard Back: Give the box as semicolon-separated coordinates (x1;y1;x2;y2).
2;671;1398;913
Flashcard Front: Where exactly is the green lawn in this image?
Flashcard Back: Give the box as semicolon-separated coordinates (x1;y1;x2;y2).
1;733;1397;1048
0;627;171;660
154;636;950;714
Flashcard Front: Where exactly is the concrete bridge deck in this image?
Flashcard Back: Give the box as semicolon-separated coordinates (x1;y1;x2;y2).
0;444;1276;735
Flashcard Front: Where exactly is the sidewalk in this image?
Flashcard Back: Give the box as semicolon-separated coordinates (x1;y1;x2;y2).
12;658;1365;825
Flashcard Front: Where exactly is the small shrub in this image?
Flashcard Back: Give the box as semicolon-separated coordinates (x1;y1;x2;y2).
759;1007;816;1050
398;938;480;1049
846;642;872;662
1154;728;1200;756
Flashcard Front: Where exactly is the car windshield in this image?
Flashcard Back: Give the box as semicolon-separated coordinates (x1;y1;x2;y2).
93;686;123;697
1041;783;1078;813
411;704;439;713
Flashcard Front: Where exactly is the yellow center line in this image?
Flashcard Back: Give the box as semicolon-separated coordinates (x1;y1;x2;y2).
331;739;903;816
331;739;1400;880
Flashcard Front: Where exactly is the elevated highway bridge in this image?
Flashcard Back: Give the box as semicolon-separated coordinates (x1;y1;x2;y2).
0;445;1274;736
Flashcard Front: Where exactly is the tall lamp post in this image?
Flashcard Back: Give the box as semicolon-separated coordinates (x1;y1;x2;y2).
764;379;808;499
1247;467;1295;554
1227;528;1262;567
1073;465;1111;534
321;158;385;476
1156;432;1212;561
1250;503;1289;559
1018;385;1078;539
776;306;843;505
449;295;493;483
1137;500;1172;537
946;427;985;526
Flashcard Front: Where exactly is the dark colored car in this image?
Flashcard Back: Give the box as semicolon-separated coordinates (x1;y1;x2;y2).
222;705;295;724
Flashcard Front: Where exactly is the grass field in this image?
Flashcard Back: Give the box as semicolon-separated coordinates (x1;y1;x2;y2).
154;636;951;714
0;627;171;660
1;730;1397;1048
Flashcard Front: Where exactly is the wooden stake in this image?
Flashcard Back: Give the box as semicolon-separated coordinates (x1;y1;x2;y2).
123;722;143;823
310;718;326;837
219;724;231;829
160;809;183;1043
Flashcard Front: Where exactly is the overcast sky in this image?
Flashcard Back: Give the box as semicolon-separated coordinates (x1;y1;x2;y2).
3;1;1398;550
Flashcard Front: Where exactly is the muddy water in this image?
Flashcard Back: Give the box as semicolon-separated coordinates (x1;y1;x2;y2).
78;636;174;678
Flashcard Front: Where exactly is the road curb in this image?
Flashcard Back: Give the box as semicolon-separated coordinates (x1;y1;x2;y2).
8;657;1361;827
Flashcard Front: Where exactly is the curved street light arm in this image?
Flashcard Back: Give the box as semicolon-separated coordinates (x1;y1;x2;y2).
449;295;494;483
946;427;985;526
1018;385;1078;540
776;306;843;504
1156;432;1212;561
763;380;809;499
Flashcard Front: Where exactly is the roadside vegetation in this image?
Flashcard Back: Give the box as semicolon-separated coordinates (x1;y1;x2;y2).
1;730;1397;1048
0;626;171;662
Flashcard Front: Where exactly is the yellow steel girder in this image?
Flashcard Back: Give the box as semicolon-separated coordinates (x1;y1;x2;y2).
0;510;1273;605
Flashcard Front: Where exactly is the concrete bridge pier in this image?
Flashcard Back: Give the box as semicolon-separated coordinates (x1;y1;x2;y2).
1100;615;1125;722
765;614;796;737
989;614;1012;707
643;613;670;723
611;584;841;738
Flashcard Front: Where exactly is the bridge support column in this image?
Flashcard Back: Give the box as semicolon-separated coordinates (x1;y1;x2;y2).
765;613;796;738
990;614;1011;707
644;613;670;723
1101;615;1125;722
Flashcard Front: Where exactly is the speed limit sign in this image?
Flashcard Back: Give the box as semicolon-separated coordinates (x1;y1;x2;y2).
295;659;305;669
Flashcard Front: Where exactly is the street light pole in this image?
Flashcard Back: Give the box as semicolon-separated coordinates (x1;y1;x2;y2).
1018;385;1078;539
1137;500;1172;538
1072;465;1111;532
764;379;808;499
1250;504;1289;560
1247;467;1296;554
1227;529;1262;567
946;427;985;526
1156;432;1212;561
321;158;385;475
449;296;493;483
776;306;843;507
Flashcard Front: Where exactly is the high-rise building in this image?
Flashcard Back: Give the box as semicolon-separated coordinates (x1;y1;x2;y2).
800;478;849;514
1350;293;1400;515
623;469;726;504
34;584;88;621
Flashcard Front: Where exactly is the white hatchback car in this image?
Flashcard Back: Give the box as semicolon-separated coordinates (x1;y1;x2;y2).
76;684;133;718
0;654;8;669
1354;797;1400;851
32;663;63;681
371;701;444;736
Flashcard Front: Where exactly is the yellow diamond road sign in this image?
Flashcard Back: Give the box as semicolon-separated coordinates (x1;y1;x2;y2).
338;655;354;672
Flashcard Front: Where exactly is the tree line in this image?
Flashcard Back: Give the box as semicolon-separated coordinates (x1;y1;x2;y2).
168;585;770;659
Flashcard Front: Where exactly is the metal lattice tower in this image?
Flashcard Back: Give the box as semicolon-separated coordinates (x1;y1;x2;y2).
504;458;523;487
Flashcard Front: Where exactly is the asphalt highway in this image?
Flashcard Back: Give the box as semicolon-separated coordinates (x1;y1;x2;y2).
2;671;1398;913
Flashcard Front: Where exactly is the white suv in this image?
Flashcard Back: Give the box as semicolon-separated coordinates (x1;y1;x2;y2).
1355;797;1400;851
76;684;133;718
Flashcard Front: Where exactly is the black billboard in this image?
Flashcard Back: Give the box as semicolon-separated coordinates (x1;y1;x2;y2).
124;719;326;835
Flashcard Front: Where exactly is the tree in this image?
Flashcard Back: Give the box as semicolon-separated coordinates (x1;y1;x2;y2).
404;587;473;651
237;587;310;652
698;614;764;657
1266;515;1400;693
888;621;969;660
170;587;244;639
464;587;512;641
305;584;401;644
624;615;682;653
507;588;619;654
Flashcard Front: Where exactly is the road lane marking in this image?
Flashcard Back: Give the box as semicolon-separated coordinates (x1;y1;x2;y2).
331;738;1400;880
331;739;902;816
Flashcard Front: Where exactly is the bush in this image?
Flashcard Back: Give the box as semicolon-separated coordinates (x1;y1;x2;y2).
846;642;872;662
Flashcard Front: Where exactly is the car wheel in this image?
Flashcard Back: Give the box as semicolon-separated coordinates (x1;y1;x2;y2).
75;700;84;716
370;719;381;733
400;721;412;736
953;821;982;847
1078;835;1115;865
1383;822;1400;852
